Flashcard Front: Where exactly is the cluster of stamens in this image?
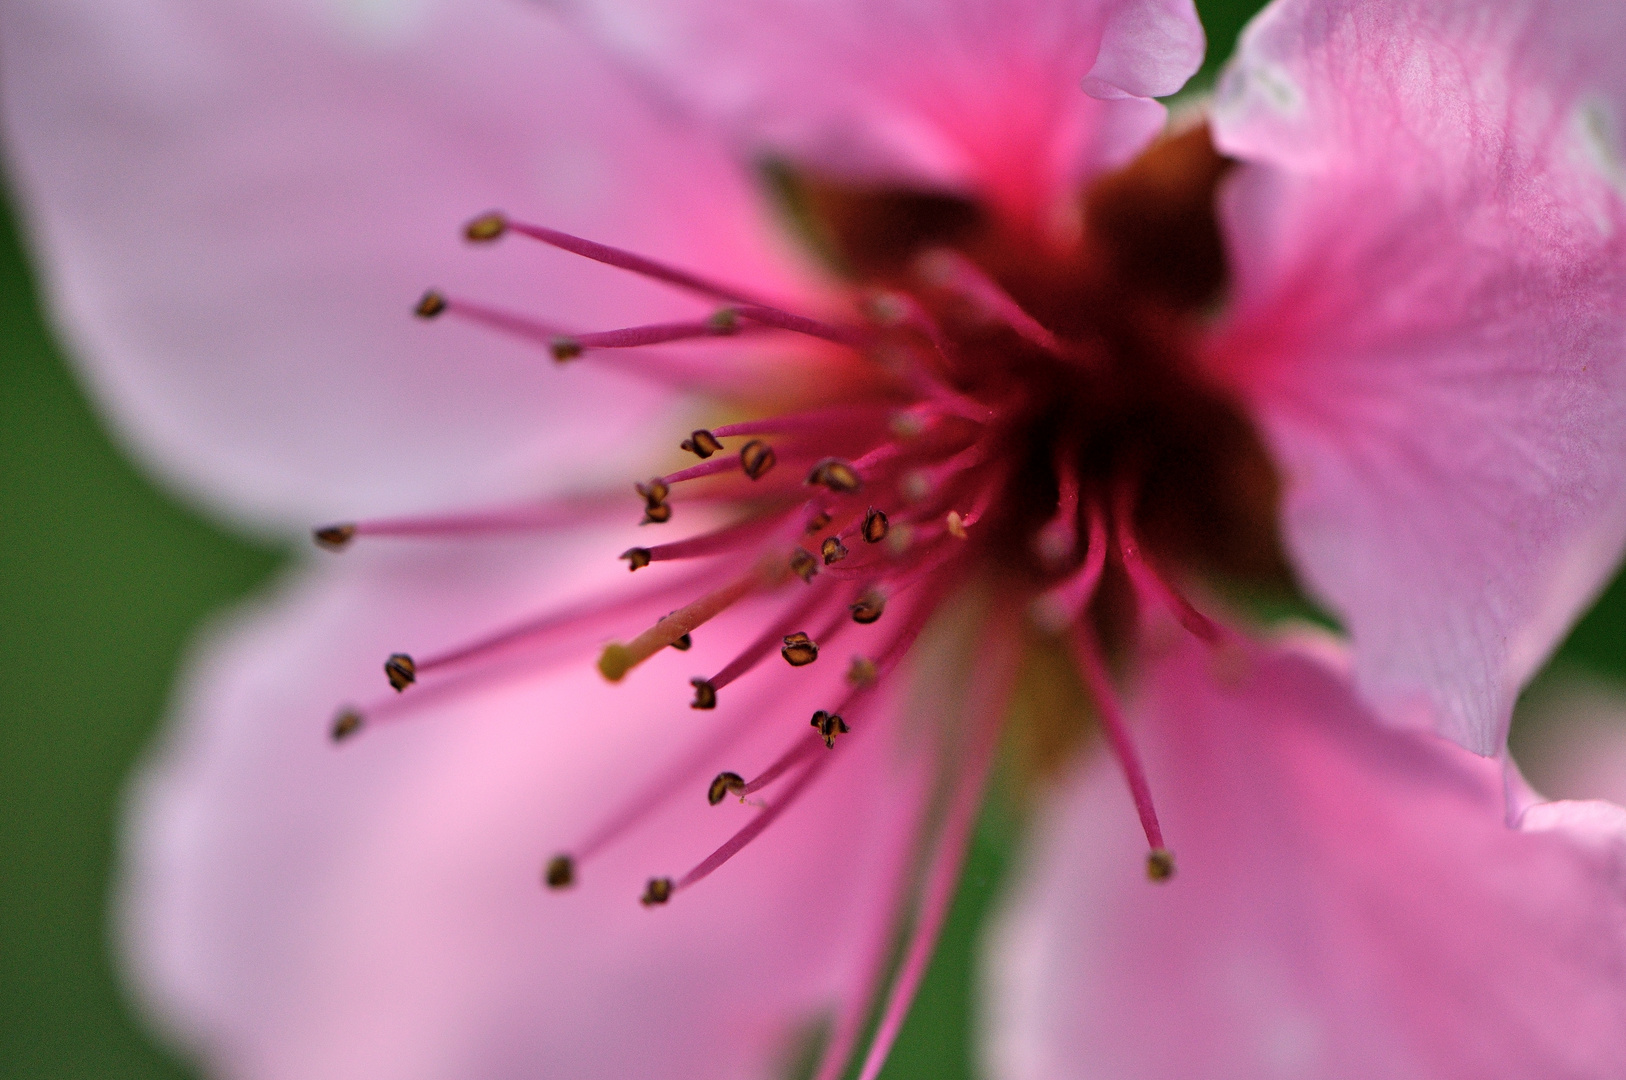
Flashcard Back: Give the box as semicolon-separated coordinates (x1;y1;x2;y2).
308;196;1262;912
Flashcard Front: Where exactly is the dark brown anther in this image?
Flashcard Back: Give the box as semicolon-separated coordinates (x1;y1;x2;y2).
641;877;674;906
846;655;878;686
706;308;740;335
621;547;652;571
680;429;723;459
544;854;575;890
313;524;356;551
781;632;819;667
807;458;863;494
740;440;777;480
330;708;364;742
635;478;671;525
549;336;584;363
384;653;416;692
810;710;851;748
821;536;849;565
464;212;508;242
861;507;890;543
707;771;746;805
789;547;819;583
690;678;718;710
1146;848;1176;882
414;290;447;319
850;590;886;624
804;510;833;534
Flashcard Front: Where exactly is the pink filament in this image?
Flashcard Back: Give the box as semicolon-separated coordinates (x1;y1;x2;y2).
347;493;629;541
505;219;771;307
673;755;828;893
1113;483;1226;644
1069;622;1166;851
918;247;1065;355
708;583;836;692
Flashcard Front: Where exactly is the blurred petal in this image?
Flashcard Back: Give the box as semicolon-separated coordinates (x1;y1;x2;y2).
1205;0;1626;753
983;639;1626;1080
120;539;921;1079
0;0;814;530
562;0;1204;227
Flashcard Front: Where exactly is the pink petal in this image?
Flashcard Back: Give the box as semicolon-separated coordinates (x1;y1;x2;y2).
0;0;816;529
983;638;1626;1080
120;539;922;1078
1202;0;1626;754
562;0;1204;229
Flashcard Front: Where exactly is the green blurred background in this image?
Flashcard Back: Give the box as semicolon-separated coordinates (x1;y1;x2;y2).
4;1;1625;1076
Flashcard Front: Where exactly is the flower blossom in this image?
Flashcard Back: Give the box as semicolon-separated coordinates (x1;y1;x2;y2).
4;0;1626;1077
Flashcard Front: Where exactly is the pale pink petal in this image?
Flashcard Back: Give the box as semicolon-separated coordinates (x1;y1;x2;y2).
1203;0;1626;754
0;0;817;529
983;639;1626;1080
120;538;921;1079
562;0;1204;228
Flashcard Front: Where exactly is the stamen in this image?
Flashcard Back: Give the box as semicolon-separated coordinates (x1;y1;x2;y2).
1031;499;1109;633
915;248;1067;356
862;507;890;543
499;217;772;307
821;536;849;564
598;569;766;682
621;547;652;571
850;590;886;624
780;632;819;666
543;854;575;890
707;772;746;805
689;678;718;710
641;877;674;907
705;583;834;698
788;547;819;583
740;440;777;480
805;509;834;534
633;512;795;570
415;290;448;318
847;656;879;686
670;755;828;895
329;708;364;742
1070;621;1171;878
807;458;863;494
313;492;630;546
464;213;507;242
1146;849;1176;882
384;653;416;692
680;429;724;459
810;710;850;748
313;524;356;550
1113;483;1225;645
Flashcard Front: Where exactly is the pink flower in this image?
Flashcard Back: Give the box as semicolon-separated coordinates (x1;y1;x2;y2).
4;0;1626;1078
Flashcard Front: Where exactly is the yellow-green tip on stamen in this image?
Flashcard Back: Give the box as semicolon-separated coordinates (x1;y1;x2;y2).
598;643;634;683
464;212;507;242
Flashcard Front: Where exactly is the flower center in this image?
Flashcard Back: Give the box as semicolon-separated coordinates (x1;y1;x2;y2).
317;124;1287;906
